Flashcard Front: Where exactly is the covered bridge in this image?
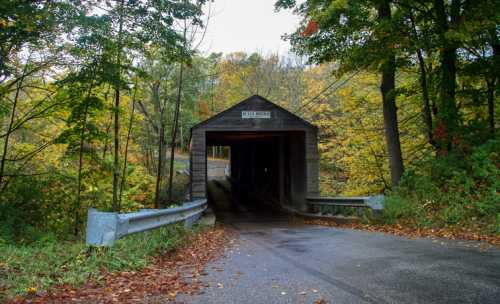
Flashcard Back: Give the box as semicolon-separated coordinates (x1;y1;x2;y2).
189;95;319;211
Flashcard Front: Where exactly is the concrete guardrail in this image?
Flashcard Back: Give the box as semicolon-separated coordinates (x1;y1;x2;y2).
86;199;207;246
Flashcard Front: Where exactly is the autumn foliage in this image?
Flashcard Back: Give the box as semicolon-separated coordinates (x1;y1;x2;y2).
301;20;319;37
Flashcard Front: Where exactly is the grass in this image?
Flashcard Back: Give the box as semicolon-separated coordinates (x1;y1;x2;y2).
0;223;196;299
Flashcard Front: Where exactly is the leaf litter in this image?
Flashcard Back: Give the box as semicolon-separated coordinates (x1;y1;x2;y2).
304;219;500;246
8;226;235;304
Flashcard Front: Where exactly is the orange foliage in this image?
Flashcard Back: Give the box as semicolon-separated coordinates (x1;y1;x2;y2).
197;100;211;120
302;20;319;37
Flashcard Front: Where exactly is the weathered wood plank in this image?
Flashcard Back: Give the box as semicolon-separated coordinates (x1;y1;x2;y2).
189;95;320;210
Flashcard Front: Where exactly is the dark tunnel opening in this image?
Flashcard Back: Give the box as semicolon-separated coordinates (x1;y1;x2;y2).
205;131;306;213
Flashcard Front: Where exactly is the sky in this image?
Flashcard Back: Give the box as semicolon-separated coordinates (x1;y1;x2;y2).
199;0;302;55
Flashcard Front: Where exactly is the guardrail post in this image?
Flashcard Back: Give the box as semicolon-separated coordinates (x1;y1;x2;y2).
86;208;119;246
184;209;202;228
365;195;384;210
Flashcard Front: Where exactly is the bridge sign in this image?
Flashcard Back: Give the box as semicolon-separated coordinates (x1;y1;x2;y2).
241;110;271;119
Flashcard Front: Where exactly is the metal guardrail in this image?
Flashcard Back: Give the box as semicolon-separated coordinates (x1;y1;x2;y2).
176;168;190;175
307;195;385;210
86;199;207;246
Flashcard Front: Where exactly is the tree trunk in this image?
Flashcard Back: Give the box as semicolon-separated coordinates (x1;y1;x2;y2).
75;104;89;236
145;124;155;174
179;124;183;152
102;113;113;159
434;0;460;152
155;115;165;207
167;62;185;203
112;83;121;211
112;0;125;212
152;81;168;208
101;86;112;158
378;0;404;187
74;73;97;235
119;96;136;206
487;79;496;135
0;69;26;189
487;29;499;135
416;48;435;147
409;14;435;147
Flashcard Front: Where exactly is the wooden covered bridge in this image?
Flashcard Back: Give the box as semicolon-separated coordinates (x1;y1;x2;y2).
189;95;319;211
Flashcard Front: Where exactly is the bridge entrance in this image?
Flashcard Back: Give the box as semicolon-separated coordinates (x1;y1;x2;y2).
189;95;319;211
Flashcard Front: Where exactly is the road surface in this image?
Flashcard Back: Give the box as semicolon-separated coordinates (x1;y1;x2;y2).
170;153;228;179
179;183;500;304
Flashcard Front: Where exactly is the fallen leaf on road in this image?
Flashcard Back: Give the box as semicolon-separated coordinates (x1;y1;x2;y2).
168;291;177;298
304;219;500;246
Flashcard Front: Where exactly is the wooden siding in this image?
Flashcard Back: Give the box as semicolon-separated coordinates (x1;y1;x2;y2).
189;95;319;209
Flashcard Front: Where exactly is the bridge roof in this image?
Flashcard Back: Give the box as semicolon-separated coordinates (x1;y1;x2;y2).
191;95;317;131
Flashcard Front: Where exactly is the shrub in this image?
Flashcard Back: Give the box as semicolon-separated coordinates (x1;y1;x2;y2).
0;160;190;242
0;172;75;242
382;138;500;234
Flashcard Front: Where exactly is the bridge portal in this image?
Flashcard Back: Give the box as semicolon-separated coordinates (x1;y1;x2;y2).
189;95;319;211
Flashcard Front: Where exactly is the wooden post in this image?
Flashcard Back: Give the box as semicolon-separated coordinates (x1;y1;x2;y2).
251;144;256;191
278;136;286;205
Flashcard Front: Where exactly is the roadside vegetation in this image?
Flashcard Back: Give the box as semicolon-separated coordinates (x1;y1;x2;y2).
0;224;195;299
382;139;500;236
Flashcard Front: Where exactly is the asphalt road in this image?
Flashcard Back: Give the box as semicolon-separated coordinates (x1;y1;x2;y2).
179;205;500;303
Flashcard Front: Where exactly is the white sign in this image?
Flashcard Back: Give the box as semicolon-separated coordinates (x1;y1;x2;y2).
241;111;271;119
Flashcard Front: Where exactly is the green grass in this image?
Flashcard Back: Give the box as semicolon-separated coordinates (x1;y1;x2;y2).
173;160;187;171
0;224;196;299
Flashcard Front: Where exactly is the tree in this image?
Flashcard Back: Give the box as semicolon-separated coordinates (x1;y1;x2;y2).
136;55;173;207
0;0;75;81
431;0;461;152
0;0;212;237
166;1;209;204
276;0;405;187
377;0;404;186
0;0;82;189
119;78;137;206
56;67;104;235
395;0;500;149
88;0;206;210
